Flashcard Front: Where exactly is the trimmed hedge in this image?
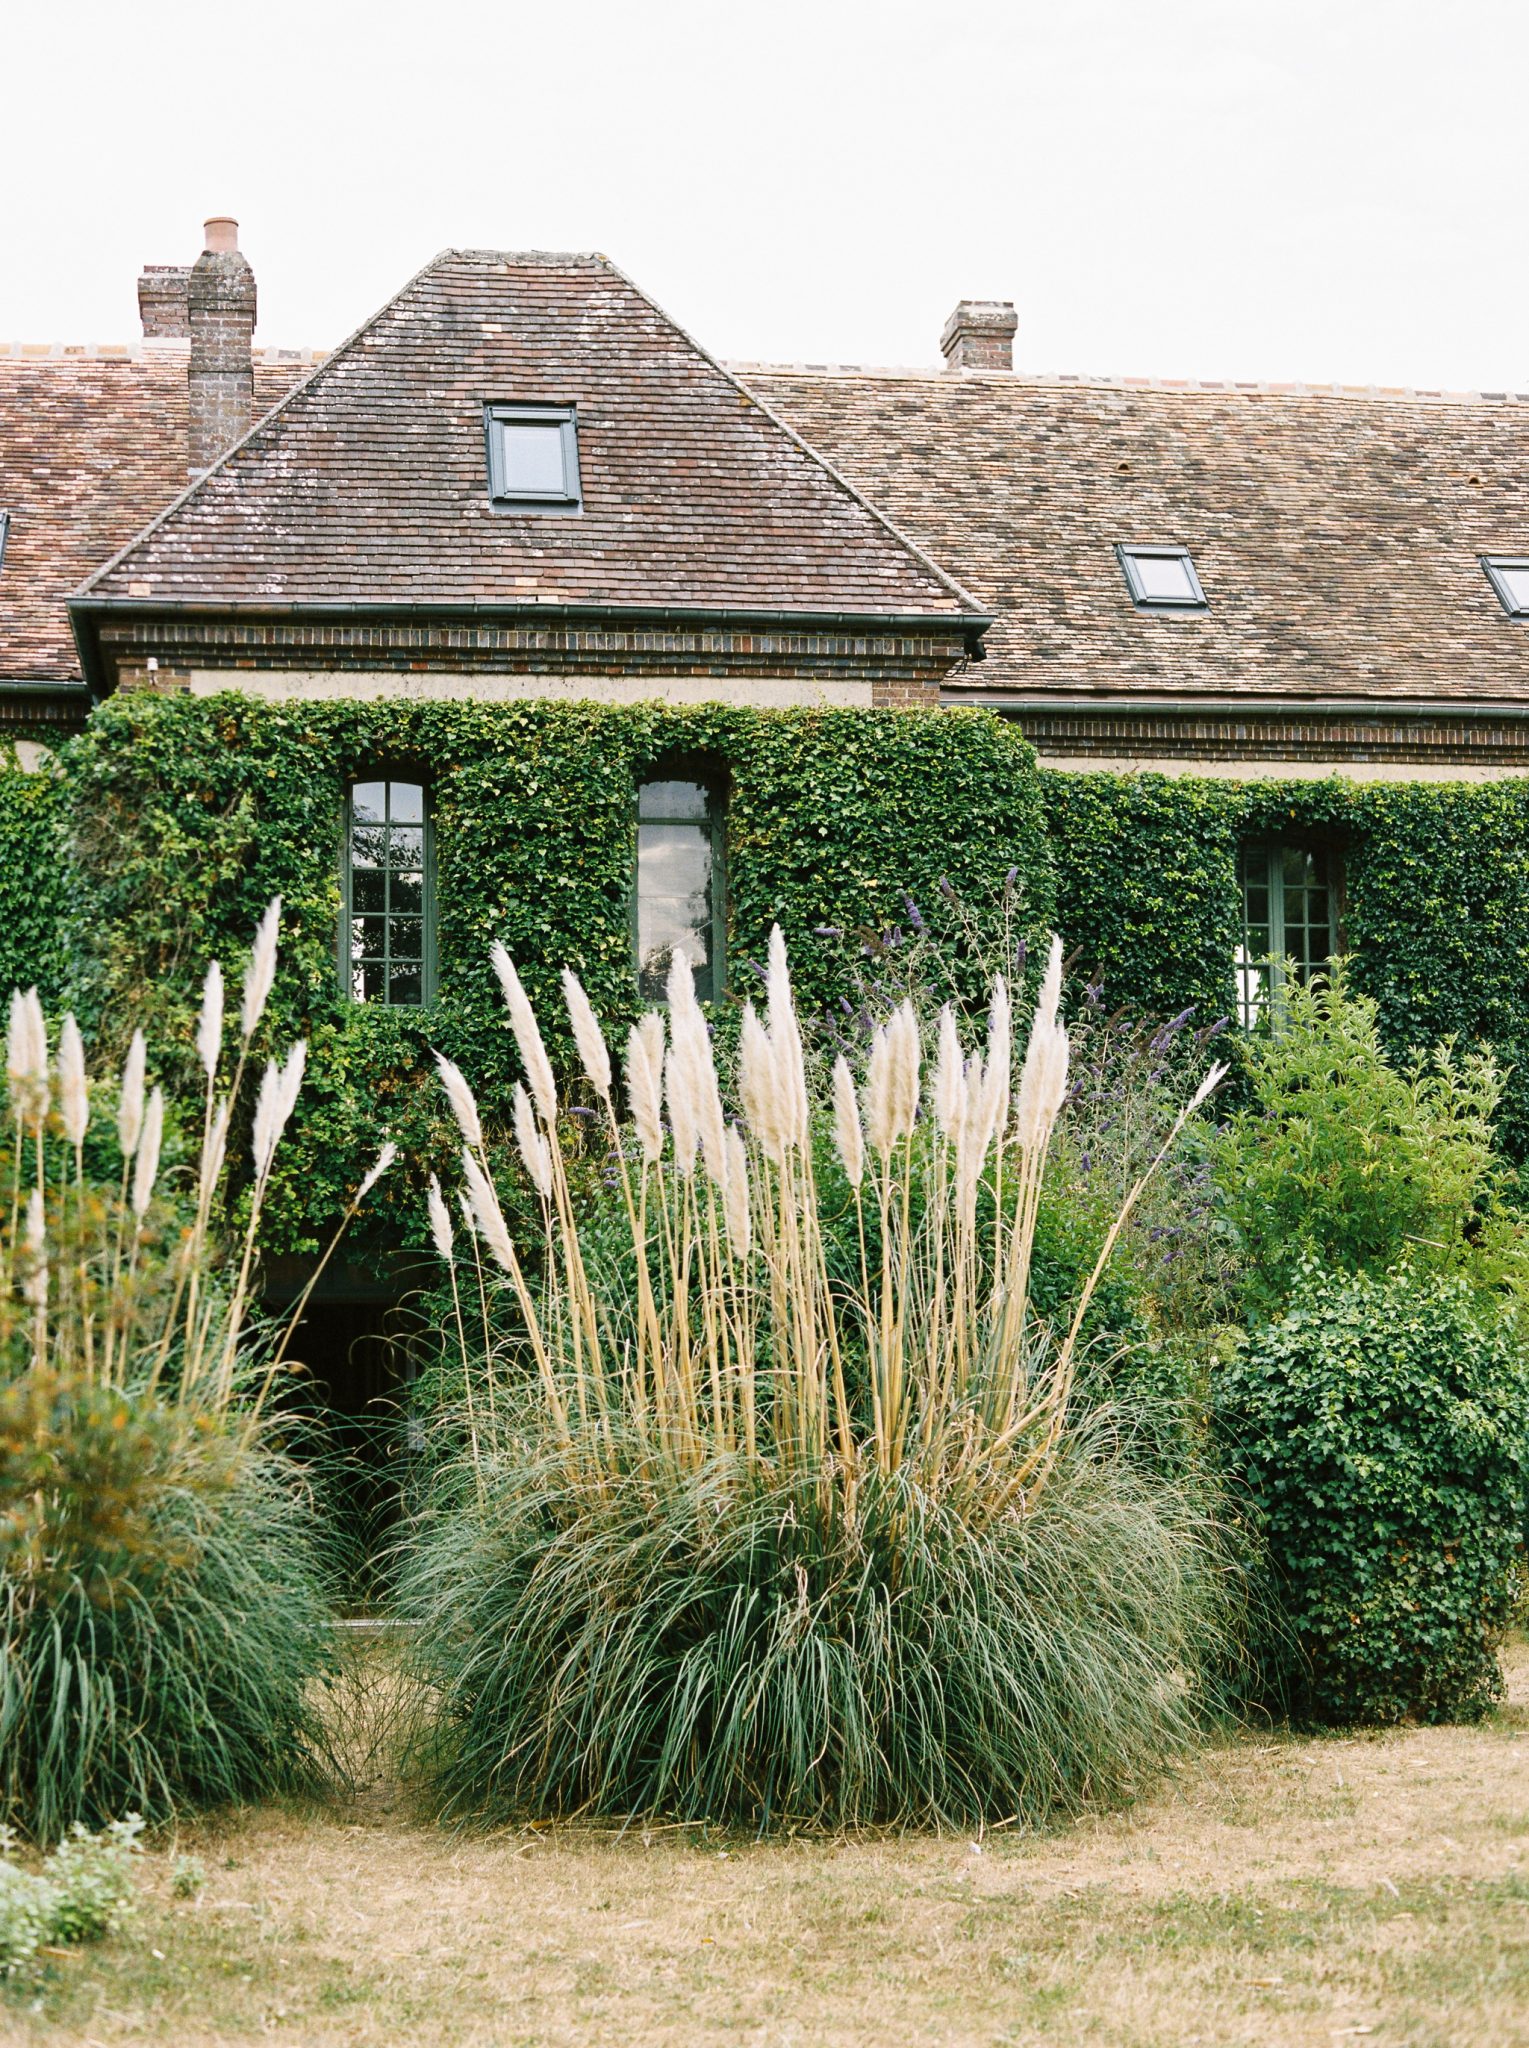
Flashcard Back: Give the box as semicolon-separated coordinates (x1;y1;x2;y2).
1214;1268;1529;1726
50;694;1055;1254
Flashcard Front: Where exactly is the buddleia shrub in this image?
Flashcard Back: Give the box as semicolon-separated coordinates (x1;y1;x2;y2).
1214;1267;1529;1727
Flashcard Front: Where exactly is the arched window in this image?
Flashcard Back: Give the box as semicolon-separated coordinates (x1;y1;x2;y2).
634;768;726;1003
341;778;434;1005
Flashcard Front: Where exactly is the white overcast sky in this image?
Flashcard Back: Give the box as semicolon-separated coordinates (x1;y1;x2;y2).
5;0;1527;390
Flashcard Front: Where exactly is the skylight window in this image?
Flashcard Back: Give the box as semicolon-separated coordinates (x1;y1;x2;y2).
0;511;9;575
1117;545;1208;611
1481;557;1529;619
485;404;582;512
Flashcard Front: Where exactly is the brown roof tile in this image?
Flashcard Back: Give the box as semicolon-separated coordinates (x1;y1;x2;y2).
741;363;1529;705
0;344;309;681
83;253;976;623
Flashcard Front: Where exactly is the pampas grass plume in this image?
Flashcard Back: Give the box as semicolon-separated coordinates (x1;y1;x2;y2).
560;970;612;1099
513;1082;553;1200
462;1147;516;1273
22;1187;47;1309
199;1095;231;1201
624;1022;664;1164
240;898;281;1039
832;1056;865;1188
933;1006;962;1137
7;987;48;1129
723;1125;751;1258
491;944;557;1125
427;1174;455;1263
435;1053;484;1154
665;1045;698;1176
56;1014;88;1147
132;1087;164;1219
117;1030;146;1161
357;1141;397;1203
197;960;224;1080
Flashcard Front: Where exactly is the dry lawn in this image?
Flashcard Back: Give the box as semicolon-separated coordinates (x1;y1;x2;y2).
7;1642;1529;2048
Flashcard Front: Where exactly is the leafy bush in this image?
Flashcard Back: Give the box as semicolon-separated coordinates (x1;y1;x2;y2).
1213;973;1517;1313
0;1858;56;1978
401;930;1237;1828
0;1816;142;1976
1214;1267;1529;1726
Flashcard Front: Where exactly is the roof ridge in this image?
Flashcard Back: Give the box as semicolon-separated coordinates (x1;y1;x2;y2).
732;361;1529;406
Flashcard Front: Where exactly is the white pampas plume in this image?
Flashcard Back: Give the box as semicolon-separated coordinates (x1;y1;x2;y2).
456;1189;477;1238
738;1002;773;1141
240;897;281;1039
251;1041;304;1184
426;1174;455;1263
561;969;612;1099
932;1006;962;1137
117;1030;146;1161
434;1052;484;1154
22;1188;47;1310
1013;937;1069;1154
199;1095;231;1197
831;1056;864;1189
866;1006;921;1157
889;1001;922;1142
461;1146;516;1273
56;1014;88;1148
980;974;1012;1143
864;1021;894;1158
1188;1061;1230;1116
132;1086;163;1218
665;1045;698;1176
722;1125;751;1258
7;988;48;1130
667;953;726;1185
491;944;557;1125
764;926;809;1153
624;1021;664;1164
512;1082;553;1201
356;1141;397;1203
197;960;224;1080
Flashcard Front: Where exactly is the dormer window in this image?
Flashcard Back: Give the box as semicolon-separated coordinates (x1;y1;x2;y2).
485;404;582;512
1117;545;1208;611
1481;557;1529;619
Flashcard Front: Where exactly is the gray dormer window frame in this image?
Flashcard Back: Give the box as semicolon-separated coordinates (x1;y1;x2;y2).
1481;556;1529;620
1116;543;1209;612
484;403;583;513
0;511;10;575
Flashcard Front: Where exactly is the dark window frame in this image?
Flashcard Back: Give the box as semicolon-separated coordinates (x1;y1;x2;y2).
0;511;9;575
1236;837;1343;1028
1116;543;1209;612
338;776;437;1008
1481;555;1529;620
631;760;728;1006
484;402;583;513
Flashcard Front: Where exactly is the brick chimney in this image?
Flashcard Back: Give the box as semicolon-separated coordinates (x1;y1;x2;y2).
187;217;256;473
940;300;1017;373
137;265;191;338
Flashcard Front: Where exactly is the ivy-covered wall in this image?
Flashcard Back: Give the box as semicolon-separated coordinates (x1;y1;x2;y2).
1044;771;1529;1154
49;693;1056;1254
0;759;70;1007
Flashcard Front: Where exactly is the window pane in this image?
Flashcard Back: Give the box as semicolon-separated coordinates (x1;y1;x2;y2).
352;868;386;913
638;779;709;822
351;780;386;825
360;960;387;1002
638;822;711;894
389;966;422;1007
351;823;387;868
1133;552;1197;602
389;781;424;824
502;422;567;495
352;916;385;960
391;918;423;962
390;872;423;915
389;826;424;869
1499;565;1529;612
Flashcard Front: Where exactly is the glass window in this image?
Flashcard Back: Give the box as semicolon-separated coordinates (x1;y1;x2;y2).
1118;545;1209;611
635;774;725;1004
485;404;582;510
1236;841;1335;1027
1481;557;1529;618
342;779;433;1006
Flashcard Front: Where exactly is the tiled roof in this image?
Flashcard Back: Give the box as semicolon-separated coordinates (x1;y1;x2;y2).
740;362;1529;704
0;344;314;682
83;254;977;623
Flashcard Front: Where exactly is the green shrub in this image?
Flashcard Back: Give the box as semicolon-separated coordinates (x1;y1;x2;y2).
43;1815;143;1944
1213;1267;1529;1726
1213;974;1515;1313
0;1858;56;1978
0;758;70;1006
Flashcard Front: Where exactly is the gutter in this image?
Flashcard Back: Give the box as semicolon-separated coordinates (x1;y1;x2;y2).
70;597;994;698
953;690;1529;722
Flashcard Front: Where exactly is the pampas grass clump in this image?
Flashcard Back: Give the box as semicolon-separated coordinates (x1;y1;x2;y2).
402;930;1235;1829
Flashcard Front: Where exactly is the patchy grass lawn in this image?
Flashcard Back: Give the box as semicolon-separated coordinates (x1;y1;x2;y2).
6;1643;1529;2048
